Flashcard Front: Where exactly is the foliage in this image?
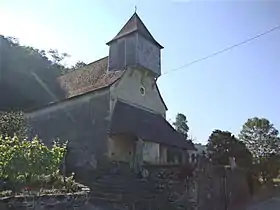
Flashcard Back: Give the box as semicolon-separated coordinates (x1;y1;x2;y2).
257;154;280;183
0;135;68;192
0;36;68;111
239;117;280;159
207;130;252;168
173;113;189;140
72;61;87;69
47;49;70;64
239;117;280;182
0;111;28;138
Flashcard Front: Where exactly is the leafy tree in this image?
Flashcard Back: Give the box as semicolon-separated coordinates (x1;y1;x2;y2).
47;49;70;64
207;130;252;168
239;117;280;159
0;111;28;138
72;61;87;69
0;36;67;111
173;113;189;140
239;117;280;182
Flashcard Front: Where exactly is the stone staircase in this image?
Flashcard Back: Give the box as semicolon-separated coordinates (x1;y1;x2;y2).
87;163;178;210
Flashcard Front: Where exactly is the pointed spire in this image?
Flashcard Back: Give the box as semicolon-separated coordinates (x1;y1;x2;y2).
107;12;163;49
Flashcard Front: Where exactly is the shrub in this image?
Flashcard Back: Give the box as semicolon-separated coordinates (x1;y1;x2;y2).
0;111;28;138
0;135;67;191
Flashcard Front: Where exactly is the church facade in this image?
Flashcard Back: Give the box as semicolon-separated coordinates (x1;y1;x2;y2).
26;13;196;173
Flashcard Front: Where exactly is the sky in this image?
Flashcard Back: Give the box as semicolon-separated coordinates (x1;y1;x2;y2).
1;0;280;144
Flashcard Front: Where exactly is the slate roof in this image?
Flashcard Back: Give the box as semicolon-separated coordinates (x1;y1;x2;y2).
106;12;163;49
109;101;197;151
57;57;124;98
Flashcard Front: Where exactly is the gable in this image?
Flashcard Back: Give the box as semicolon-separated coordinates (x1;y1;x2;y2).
110;68;167;116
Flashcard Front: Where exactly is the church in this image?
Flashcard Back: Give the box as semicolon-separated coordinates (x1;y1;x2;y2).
26;12;196;173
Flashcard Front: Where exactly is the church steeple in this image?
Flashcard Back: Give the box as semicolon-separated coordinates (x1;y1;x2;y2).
107;12;163;77
107;12;163;49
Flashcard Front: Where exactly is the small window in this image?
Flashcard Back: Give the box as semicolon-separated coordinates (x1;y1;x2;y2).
140;86;145;96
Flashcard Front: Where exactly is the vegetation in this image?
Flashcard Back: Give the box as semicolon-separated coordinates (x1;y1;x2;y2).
71;61;87;69
239;117;280;183
0;36;87;111
173;113;189;140
204;117;280;185
0;136;65;191
239;117;280;159
0;111;28;138
207;130;252;168
0;111;79;195
0;36;67;111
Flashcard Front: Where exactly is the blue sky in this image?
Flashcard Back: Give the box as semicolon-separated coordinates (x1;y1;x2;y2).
1;0;280;144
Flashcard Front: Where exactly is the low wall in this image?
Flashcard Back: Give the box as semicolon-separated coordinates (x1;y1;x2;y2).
196;165;251;210
0;191;93;210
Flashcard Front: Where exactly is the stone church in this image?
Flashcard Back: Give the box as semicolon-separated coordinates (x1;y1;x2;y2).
26;12;196;173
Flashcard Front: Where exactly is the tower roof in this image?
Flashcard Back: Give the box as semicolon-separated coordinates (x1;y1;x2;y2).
106;12;163;49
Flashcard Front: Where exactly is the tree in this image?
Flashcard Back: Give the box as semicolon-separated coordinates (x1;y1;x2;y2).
239;117;280;159
239;117;280;182
47;49;70;64
72;61;87;69
173;113;189;140
0;36;67;111
207;130;252;167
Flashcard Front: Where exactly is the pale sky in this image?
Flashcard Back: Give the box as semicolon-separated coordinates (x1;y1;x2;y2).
1;0;280;144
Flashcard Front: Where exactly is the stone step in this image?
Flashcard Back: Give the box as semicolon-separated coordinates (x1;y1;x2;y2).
89;196;123;204
90;191;123;200
90;181;127;190
90;186;126;195
96;177;150;186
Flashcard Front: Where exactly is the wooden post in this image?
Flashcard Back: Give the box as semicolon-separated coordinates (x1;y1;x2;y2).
133;138;144;175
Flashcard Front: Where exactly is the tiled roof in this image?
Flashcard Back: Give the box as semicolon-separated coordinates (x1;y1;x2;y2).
109;101;197;151
57;57;124;98
106;13;163;49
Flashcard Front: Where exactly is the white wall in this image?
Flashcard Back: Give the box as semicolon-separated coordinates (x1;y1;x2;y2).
110;68;166;117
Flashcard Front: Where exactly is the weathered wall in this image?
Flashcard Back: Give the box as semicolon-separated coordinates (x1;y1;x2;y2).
0;192;95;210
26;90;111;177
107;33;161;76
196;164;250;210
136;34;161;76
143;141;160;164
108;134;135;164
110;68;166;116
108;35;136;72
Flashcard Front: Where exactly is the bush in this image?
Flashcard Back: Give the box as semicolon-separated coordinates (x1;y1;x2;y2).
0;135;67;192
0;111;28;138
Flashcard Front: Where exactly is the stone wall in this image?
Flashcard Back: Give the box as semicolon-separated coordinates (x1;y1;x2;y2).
196;164;250;210
26;90;111;181
0;191;96;210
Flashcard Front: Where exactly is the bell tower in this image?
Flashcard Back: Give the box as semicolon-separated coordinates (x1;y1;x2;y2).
107;12;163;78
